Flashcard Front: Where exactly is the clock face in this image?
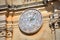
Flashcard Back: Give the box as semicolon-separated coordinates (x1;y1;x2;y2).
19;9;42;34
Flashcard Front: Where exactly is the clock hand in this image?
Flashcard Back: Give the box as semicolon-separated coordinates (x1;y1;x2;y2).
30;13;36;21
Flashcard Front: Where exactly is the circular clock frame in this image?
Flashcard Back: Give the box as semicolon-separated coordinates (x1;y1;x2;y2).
19;9;43;35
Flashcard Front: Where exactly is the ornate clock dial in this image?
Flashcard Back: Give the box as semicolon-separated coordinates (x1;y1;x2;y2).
19;9;42;34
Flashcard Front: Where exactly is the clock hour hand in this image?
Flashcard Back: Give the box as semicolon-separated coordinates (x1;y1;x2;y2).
30;13;36;21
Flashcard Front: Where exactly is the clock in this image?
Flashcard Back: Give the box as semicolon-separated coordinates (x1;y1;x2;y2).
19;9;42;35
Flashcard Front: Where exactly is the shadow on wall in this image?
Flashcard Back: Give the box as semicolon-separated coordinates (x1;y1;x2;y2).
45;0;60;12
